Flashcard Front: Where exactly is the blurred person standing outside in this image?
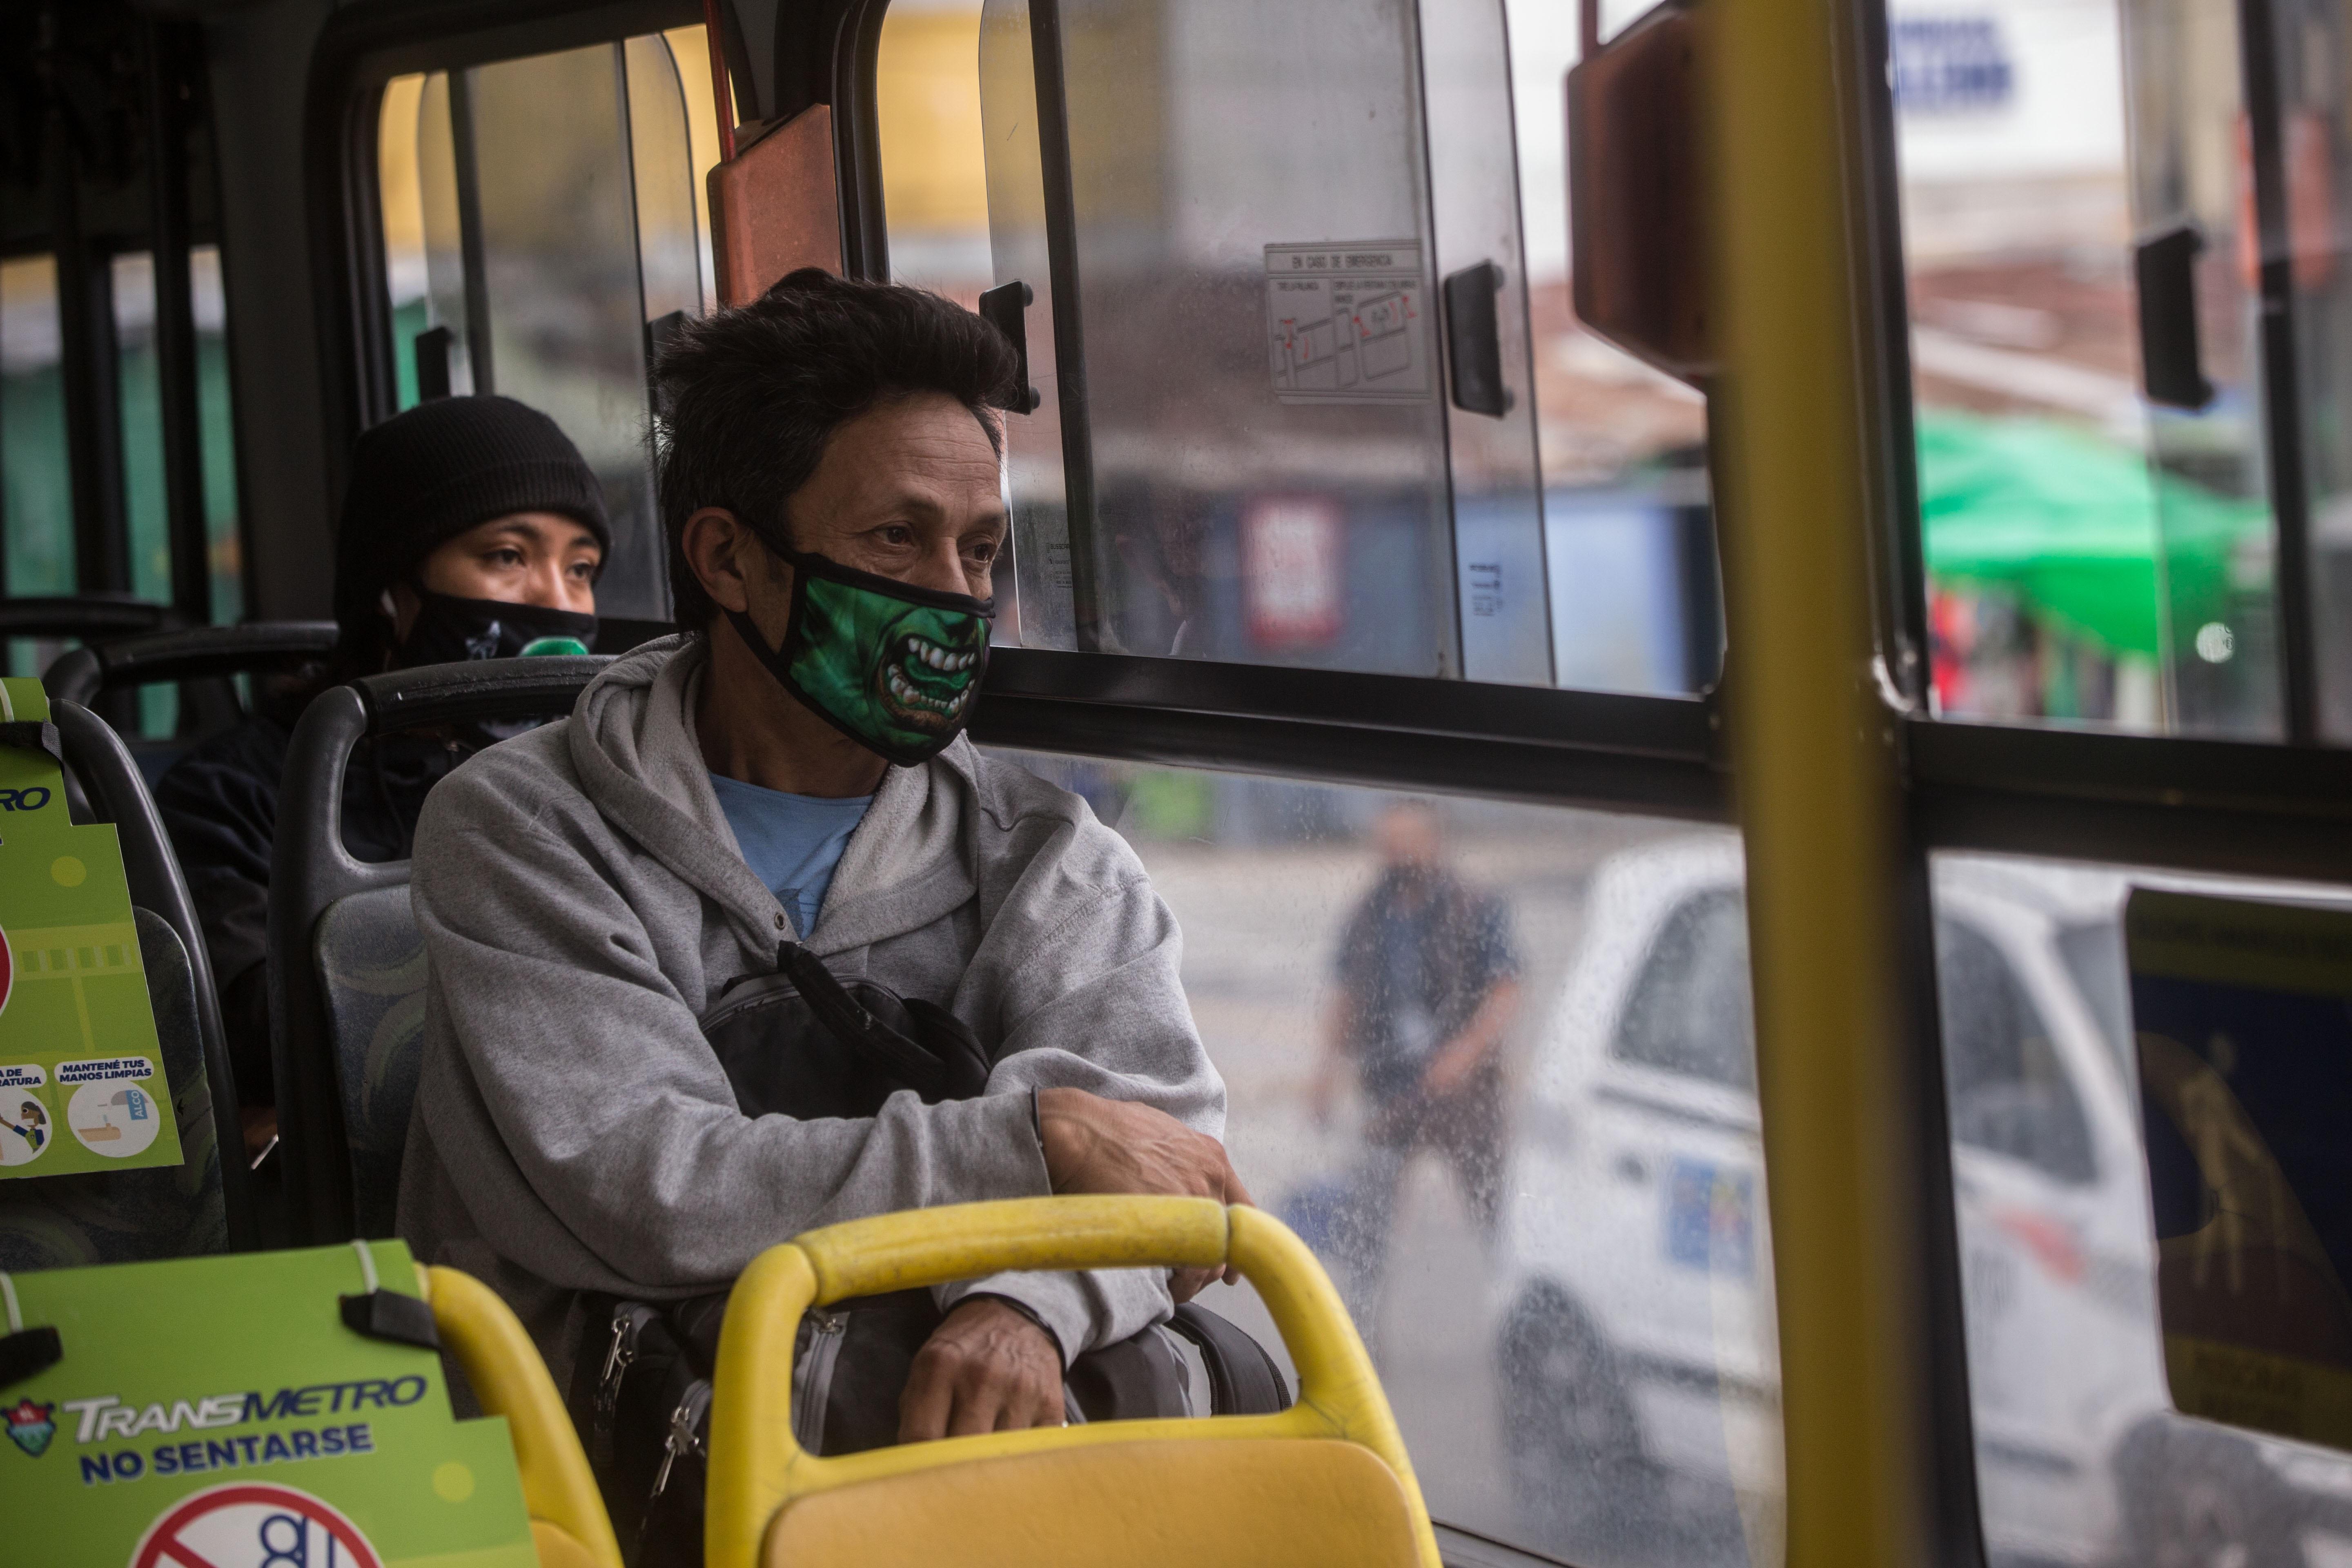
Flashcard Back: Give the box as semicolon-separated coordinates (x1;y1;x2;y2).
1310;800;1523;1330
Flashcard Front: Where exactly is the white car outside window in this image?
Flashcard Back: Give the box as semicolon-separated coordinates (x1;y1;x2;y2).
1494;840;2323;1568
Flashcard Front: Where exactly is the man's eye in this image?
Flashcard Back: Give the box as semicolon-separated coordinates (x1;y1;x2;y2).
879;526;915;547
488;549;524;568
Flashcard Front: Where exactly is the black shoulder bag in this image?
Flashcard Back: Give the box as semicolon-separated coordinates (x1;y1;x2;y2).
566;942;1289;1566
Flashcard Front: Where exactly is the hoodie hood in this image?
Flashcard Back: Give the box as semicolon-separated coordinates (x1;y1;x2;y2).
563;633;976;951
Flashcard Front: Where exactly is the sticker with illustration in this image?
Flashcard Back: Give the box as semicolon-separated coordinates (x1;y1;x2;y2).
0;677;180;1181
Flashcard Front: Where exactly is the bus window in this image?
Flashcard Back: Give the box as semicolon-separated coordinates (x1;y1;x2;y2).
379;74;432;410
1937;918;2095;1183
2;254;74;605
2270;0;2352;743
191;246;241;627
626;34;706;330
371;33;715;622
1892;0;2187;733
1503;0;1719;697
2114;0;2281;739
975;0;1604;686
109;251;180;737
1615;888;1758;1092
1928;851;2352;1568
989;747;1777;1567
878;0;994;302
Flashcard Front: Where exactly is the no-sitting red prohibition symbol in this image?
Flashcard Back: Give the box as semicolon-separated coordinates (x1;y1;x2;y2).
130;1482;384;1568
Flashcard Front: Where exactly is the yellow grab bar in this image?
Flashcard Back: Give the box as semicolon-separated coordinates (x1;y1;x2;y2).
704;1196;1439;1568
1708;0;1932;1552
425;1264;625;1568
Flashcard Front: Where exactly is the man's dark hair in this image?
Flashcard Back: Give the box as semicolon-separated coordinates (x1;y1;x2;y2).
652;268;1021;628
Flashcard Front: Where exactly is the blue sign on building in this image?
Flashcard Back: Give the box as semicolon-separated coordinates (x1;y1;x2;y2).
1892;17;2016;113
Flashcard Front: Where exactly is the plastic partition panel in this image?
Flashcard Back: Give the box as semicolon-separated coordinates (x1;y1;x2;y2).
980;0;1464;678
2118;0;2285;739
626;35;706;324
1420;0;1550;686
463;44;666;620
416;73;479;397
978;0;1072;650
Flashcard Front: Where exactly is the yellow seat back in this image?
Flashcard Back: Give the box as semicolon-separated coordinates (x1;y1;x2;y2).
423;1264;624;1568
766;1437;1421;1568
706;1196;1439;1568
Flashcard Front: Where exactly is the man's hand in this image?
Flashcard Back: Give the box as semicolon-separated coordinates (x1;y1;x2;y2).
1307;1055;1344;1129
1418;1035;1485;1099
1415;977;1522;1101
1036;1087;1254;1298
898;1298;1065;1443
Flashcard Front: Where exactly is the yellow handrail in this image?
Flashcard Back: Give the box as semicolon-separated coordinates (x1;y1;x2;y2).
704;1196;1440;1568
425;1264;626;1568
1708;0;1930;1555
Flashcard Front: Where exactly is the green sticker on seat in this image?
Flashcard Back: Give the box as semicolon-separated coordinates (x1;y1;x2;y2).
0;678;180;1182
2;1242;538;1567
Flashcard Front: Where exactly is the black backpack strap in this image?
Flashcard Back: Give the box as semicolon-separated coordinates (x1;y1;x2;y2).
902;998;993;1096
775;942;961;1100
1165;1303;1292;1415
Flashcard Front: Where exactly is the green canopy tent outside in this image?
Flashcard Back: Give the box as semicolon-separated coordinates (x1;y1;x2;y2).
1917;410;2268;660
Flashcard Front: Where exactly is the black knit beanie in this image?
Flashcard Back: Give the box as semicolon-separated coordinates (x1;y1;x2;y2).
333;395;611;630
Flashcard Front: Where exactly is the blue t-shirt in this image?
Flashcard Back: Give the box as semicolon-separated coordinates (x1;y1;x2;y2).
709;773;874;937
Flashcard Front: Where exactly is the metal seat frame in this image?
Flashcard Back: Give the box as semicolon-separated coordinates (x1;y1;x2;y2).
43;621;341;710
50;699;256;1249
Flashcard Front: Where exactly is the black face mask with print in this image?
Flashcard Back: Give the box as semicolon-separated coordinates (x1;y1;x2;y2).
396;590;599;667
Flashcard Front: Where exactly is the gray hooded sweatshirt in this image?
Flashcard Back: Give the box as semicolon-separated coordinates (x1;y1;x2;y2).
395;635;1225;1384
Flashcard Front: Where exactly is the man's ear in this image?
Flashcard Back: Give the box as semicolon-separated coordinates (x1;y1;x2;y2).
681;507;756;615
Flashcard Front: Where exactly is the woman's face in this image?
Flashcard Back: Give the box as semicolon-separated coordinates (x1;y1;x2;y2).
390;510;601;641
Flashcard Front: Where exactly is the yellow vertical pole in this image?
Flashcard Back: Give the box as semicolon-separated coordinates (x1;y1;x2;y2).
1707;0;1927;1564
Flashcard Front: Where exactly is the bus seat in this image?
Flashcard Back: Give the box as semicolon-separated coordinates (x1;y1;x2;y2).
43;620;342;709
44;620;341;783
47;699;254;1250
268;657;610;1243
706;1196;1442;1568
0;908;226;1269
0;594;174;645
424;1261;625;1568
315;883;427;1239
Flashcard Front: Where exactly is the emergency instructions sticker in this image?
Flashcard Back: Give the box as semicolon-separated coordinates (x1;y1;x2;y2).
1264;241;1435;404
0;676;180;1180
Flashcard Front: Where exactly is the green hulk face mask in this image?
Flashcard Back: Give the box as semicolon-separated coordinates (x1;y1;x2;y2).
724;546;993;766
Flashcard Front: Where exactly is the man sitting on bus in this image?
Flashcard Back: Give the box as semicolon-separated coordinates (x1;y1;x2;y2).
397;270;1247;1441
158;394;606;1163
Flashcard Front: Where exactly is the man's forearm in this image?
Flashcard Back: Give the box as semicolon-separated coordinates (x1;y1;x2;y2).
1426;978;1523;1082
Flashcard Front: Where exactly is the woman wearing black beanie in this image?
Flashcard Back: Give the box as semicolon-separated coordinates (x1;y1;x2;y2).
155;394;612;1163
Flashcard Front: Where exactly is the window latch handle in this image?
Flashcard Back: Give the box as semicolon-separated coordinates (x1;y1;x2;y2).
1442;260;1513;418
978;280;1043;414
2135;223;2214;410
